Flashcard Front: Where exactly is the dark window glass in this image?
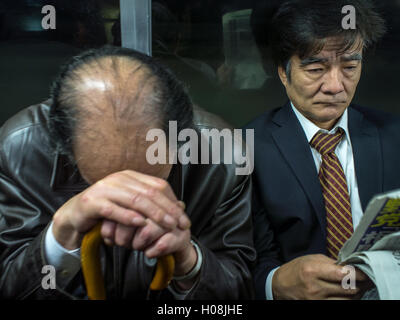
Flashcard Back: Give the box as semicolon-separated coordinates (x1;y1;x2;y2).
0;0;120;124
1;1;399;127
150;0;285;127
353;2;400;116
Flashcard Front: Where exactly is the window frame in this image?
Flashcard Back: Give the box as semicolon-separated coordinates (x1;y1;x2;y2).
120;0;152;56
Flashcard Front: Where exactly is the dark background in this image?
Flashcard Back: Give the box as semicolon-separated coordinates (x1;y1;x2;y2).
0;0;399;127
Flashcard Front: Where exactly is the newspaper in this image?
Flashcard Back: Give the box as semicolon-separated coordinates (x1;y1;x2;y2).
222;9;268;89
338;189;400;299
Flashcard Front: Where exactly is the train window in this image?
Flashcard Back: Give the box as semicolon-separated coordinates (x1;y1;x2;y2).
149;0;286;126
1;1;399;127
0;0;120;125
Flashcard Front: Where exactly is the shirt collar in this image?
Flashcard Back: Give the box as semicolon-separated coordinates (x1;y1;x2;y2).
290;101;350;144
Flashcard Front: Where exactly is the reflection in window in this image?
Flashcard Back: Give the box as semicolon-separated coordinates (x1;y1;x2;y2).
149;0;284;127
222;9;267;89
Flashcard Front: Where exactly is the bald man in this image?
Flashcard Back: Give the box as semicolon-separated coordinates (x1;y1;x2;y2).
0;47;255;299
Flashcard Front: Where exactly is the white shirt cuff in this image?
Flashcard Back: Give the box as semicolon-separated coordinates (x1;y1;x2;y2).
266;266;280;300
44;221;81;288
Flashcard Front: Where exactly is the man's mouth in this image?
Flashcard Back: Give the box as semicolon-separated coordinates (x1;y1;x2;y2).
314;101;346;105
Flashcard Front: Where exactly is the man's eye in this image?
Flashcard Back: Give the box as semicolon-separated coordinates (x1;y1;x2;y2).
307;68;323;73
344;66;357;71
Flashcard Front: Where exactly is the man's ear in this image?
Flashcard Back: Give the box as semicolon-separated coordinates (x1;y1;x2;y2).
278;65;288;88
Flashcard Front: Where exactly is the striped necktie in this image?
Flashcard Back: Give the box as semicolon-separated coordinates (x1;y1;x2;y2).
310;128;353;260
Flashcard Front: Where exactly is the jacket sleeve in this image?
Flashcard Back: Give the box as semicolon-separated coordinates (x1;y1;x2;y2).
184;173;257;300
0;146;74;299
251;186;282;300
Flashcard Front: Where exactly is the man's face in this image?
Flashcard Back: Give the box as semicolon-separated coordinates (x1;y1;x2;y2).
279;38;363;129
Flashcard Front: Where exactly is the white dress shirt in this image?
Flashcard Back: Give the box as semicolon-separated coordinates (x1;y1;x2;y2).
265;103;364;300
45;222;81;284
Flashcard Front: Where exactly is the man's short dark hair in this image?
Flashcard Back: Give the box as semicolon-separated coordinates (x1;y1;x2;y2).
49;46;194;162
251;0;386;74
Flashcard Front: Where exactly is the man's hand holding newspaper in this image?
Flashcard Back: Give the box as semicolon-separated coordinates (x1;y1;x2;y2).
338;189;400;300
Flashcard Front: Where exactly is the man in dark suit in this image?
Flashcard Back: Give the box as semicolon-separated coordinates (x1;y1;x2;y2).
246;0;400;299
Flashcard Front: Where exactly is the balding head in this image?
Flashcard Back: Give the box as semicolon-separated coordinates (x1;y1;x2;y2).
49;47;193;183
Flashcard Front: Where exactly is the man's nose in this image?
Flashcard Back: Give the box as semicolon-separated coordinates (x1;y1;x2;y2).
321;68;345;96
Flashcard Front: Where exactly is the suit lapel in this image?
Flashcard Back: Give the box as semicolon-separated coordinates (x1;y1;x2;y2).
348;107;383;211
271;103;327;235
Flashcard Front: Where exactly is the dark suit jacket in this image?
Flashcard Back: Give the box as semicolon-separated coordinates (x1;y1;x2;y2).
244;102;400;299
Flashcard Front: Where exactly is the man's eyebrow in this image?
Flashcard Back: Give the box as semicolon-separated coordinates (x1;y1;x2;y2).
300;57;329;66
340;53;363;62
300;53;363;66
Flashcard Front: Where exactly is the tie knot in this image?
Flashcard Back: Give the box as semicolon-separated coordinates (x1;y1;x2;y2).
310;128;344;155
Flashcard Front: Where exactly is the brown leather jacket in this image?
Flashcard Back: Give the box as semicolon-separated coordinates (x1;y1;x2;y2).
0;100;256;299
